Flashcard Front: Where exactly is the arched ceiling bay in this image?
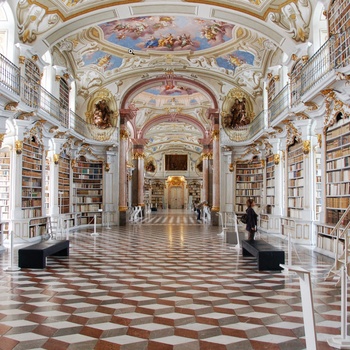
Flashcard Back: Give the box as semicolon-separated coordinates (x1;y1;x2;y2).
16;0;313;158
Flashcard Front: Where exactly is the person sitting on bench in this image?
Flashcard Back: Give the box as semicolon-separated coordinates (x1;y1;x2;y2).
246;198;258;241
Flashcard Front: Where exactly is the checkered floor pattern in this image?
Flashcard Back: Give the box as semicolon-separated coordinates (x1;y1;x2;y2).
0;210;343;349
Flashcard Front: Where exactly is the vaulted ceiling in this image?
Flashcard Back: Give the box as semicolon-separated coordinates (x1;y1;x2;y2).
15;0;315;162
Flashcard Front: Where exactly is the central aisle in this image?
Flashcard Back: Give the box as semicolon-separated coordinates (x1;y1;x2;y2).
0;212;338;349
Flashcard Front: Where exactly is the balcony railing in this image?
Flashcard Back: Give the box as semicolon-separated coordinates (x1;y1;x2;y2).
0;54;20;95
269;84;290;124
69;110;90;138
248;109;265;138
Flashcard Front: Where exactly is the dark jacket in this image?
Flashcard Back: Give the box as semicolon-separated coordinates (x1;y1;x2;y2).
246;207;258;231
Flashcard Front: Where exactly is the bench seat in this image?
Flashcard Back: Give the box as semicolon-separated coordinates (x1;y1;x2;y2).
242;239;285;271
18;240;69;269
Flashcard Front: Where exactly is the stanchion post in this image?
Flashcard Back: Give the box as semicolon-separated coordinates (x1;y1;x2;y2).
91;214;99;237
281;265;318;350
327;265;350;349
5;231;20;272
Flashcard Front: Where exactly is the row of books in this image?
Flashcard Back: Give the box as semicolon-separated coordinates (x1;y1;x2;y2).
288;197;303;208
327;182;350;196
288;187;304;197
236;182;262;189
236;169;262;175
327;157;350;170
327;169;350;182
326;197;350;209
236;175;263;182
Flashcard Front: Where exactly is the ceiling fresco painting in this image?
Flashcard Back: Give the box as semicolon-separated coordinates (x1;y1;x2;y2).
99;16;235;52
82;51;123;71
216;50;255;71
144;85;199;96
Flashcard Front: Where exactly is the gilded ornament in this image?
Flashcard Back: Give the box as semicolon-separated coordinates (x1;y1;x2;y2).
53;154;59;165
302;55;309;64
120;129;129;140
274;75;280;82
105;163;110;172
18;56;25;64
317;134;322;148
212;130;220;140
291;54;298;61
274;154;280;165
5;101;19;111
32;55;39;61
303;101;318;111
302;140;311;154
229;163;234;172
55;75;61;81
15;140;23;155
0;133;4;148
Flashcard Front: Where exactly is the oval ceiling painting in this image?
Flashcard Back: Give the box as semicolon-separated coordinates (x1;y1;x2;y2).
99;16;235;52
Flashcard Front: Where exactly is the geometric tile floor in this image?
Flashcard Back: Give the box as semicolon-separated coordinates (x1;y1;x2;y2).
0;210;343;349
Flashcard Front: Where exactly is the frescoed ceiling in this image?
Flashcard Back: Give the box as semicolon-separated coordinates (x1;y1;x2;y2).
16;0;314;162
99;16;234;52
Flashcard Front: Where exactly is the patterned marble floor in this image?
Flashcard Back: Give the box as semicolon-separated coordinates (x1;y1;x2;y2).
0;209;344;349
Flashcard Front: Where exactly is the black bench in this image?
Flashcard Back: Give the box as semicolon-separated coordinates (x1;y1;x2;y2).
18;240;69;269
242;239;285;271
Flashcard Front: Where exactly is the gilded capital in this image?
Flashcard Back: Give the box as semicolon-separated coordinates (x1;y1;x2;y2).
120;129;129;140
212;130;220;140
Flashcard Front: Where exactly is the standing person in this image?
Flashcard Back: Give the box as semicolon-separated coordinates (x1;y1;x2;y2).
194;200;203;223
246;198;258;240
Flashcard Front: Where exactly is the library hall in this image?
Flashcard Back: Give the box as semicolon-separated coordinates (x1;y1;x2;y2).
0;0;349;349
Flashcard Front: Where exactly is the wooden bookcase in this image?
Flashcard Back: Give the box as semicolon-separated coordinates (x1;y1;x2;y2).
315;152;322;221
266;154;275;210
235;159;263;214
45;158;50;214
73;156;103;225
188;180;201;204
150;180;164;208
328;0;350;35
22;138;43;218
316;118;350;255
287;142;304;219
58;153;71;214
325;118;350;224
0;150;10;221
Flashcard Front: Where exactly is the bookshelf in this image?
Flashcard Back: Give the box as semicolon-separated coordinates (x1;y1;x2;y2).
0;150;10;221
325;118;350;225
315;152;322;221
28;216;48;238
73;156;103;225
22;138;43;218
58;153;71;214
287;141;304;219
150;180;164;208
328;0;350;35
188;180;201;204
266;154;275;211
235;159;263;213
45;158;50;213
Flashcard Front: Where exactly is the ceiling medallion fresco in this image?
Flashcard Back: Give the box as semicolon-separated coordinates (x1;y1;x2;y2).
81;51;123;71
144;86;198;96
216;50;255;71
99;16;234;52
